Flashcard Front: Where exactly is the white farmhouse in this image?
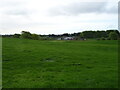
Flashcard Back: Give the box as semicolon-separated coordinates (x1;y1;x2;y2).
63;37;74;40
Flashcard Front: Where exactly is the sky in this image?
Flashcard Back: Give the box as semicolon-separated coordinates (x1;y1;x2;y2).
0;0;119;35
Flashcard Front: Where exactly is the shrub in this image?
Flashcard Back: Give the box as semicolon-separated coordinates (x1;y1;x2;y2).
13;34;21;38
39;37;47;40
31;34;40;40
96;38;100;40
21;31;32;39
106;37;111;40
100;37;105;40
109;32;119;40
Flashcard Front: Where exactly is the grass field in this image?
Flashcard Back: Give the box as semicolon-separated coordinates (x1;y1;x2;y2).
2;38;118;88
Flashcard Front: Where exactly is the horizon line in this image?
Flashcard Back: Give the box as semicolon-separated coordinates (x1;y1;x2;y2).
0;29;119;35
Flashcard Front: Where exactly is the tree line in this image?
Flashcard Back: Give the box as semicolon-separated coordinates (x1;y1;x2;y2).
2;30;120;40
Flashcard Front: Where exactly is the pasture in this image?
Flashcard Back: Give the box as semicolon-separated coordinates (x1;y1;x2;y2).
2;38;118;88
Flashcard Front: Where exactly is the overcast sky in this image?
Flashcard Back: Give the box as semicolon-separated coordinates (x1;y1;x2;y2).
0;0;119;35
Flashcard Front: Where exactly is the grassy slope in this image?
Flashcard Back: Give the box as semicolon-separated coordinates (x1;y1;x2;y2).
2;38;118;88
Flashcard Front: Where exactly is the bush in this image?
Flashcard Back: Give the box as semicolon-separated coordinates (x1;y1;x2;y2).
39;36;55;40
21;31;32;39
100;37;105;40
106;37;111;40
31;34;40;40
109;32;119;40
39;37;47;40
96;38;100;40
13;34;21;38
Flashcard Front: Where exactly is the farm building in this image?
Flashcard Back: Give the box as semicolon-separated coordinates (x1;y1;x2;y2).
57;38;62;40
57;37;74;40
63;37;74;40
57;36;86;40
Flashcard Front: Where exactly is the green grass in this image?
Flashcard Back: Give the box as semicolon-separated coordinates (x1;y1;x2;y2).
2;38;118;88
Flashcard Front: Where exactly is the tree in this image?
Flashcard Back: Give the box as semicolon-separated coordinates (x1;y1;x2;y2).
106;30;120;37
21;31;32;39
82;31;94;38
109;32;118;40
63;33;69;37
100;37;105;40
80;33;84;38
31;34;39;40
13;34;21;38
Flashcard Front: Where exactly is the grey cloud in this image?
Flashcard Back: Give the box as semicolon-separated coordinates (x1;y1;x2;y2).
4;8;30;16
0;0;29;16
106;6;118;14
49;2;117;16
0;0;26;7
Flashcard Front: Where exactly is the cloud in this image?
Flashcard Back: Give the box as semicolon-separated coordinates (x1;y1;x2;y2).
0;0;24;7
0;0;30;16
49;2;118;16
0;0;118;34
4;9;29;16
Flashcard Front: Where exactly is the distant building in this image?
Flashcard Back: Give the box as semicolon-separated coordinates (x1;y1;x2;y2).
57;36;86;41
57;38;62;40
63;37;74;40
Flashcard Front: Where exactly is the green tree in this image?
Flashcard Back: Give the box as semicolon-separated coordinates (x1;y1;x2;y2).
31;34;39;40
21;31;32;39
80;33;84;38
100;37;105;40
63;33;69;37
109;32;118;40
13;34;21;38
